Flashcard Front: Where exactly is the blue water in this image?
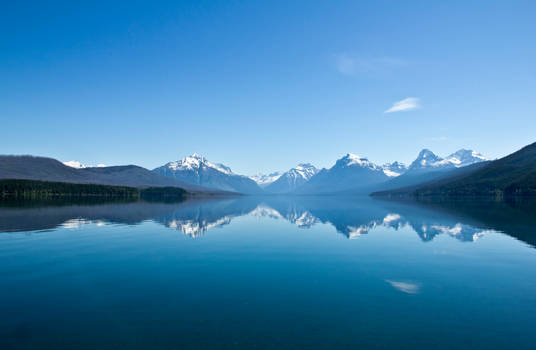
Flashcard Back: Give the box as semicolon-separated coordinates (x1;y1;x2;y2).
0;196;535;349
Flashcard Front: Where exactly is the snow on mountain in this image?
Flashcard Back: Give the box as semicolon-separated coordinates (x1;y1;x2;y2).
249;172;283;187
336;153;381;170
408;149;447;171
408;149;487;172
444;149;488;167
264;163;319;193
288;163;318;181
63;160;86;169
63;160;106;169
381;161;408;177
153;154;263;194
165;153;233;175
294;154;388;194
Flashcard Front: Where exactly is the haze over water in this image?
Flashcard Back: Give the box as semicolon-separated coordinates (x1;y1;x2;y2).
1;196;535;349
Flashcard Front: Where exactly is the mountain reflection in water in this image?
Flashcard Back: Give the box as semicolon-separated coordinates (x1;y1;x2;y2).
1;196;536;350
1;196;534;247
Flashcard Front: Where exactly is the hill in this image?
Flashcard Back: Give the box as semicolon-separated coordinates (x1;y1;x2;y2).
0;155;223;194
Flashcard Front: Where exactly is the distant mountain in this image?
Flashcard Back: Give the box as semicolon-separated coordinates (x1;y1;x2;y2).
264;164;319;193
63;160;106;169
249;172;283;188
370;148;489;192
370;161;489;195
294;154;388;194
372;141;536;197
444;149;488;167
408;149;487;173
0;155;217;193
413;142;536;197
382;162;407;177
407;149;449;172
153;154;263;194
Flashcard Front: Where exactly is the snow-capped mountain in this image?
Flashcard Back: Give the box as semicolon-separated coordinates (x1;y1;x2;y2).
407;149;449;171
336;153;382;170
161;153;234;174
294;154;389;194
63;160;106;169
444;149;488;167
265;163;319;193
382;161;408;177
153;154;263;194
249;172;283;188
408;149;487;173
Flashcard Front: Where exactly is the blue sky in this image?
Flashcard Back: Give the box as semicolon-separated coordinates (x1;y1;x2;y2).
2;1;535;174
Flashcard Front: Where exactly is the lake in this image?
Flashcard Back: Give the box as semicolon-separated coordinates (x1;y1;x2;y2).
0;196;535;349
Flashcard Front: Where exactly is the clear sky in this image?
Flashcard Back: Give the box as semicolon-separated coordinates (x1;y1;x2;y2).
2;1;535;175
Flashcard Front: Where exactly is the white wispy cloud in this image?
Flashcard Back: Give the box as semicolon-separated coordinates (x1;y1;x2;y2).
385;280;420;294
385;97;420;113
334;54;408;76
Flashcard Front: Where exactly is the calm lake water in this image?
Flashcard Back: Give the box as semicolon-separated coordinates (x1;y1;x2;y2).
0;196;535;349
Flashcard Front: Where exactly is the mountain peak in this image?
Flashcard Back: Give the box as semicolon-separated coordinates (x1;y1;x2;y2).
409;148;487;171
409;149;445;170
382;161;408;177
336;153;379;170
167;154;233;175
189;153;205;160
249;171;283;187
288;163;318;177
419;148;433;154
296;163;316;170
263;163;319;193
445;149;488;167
154;155;263;194
182;153;207;165
417;148;440;159
344;153;364;160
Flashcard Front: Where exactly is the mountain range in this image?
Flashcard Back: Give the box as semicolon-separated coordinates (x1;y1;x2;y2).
0;155;220;194
407;149;487;173
4;144;534;197
152;154;263;194
264;163;319;193
4;195;533;247
293;154;389;194
372;142;536;198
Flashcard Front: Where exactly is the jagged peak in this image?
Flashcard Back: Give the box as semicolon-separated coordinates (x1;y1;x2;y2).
416;149;439;158
410;148;487;170
335;153;379;170
166;154;234;175
189;153;205;160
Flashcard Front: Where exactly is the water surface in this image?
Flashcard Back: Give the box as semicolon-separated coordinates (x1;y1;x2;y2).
0;196;535;349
